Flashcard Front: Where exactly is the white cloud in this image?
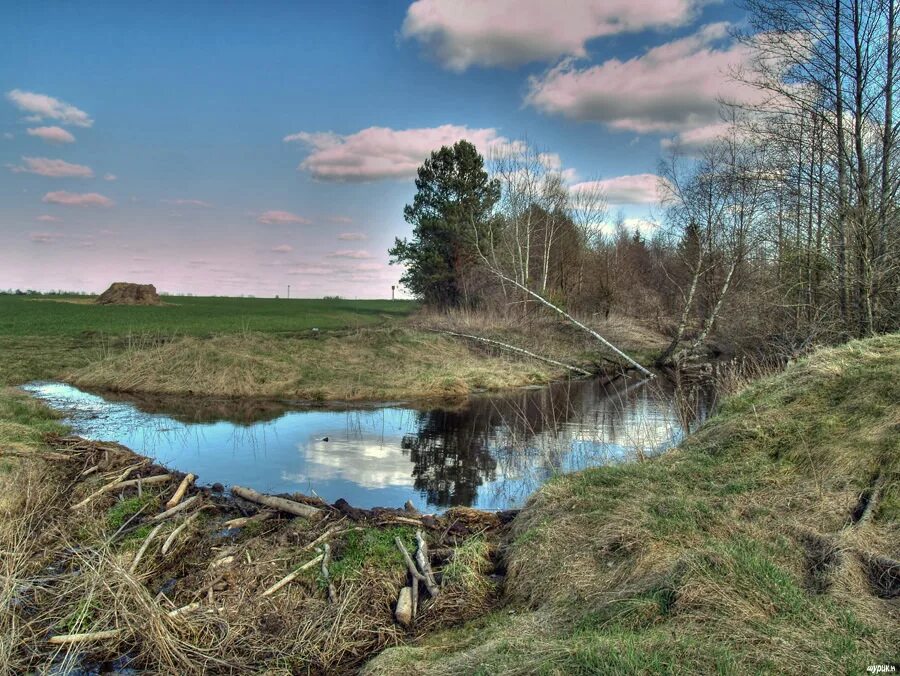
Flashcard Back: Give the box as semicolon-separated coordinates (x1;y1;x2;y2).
42;191;113;207
104;173;117;181
403;0;710;71
571;174;665;205
26;126;75;144
6;89;93;127
257;210;310;225
526;23;759;134
35;214;61;223
272;244;294;253
337;232;367;241
661;121;736;153
285;124;510;182
2;132;12;140
328;215;353;224
9;156;93;178
327;249;372;260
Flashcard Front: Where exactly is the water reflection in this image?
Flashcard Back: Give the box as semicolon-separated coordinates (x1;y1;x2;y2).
23;376;713;512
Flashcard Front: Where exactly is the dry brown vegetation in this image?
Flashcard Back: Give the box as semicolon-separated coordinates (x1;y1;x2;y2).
0;398;508;674
64;315;666;402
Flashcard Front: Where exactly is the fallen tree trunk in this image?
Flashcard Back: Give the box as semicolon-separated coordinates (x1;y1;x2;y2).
471;234;654;378
232;485;324;520
426;329;592;376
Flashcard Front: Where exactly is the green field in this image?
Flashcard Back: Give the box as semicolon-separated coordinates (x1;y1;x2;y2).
0;294;416;337
0;294;417;388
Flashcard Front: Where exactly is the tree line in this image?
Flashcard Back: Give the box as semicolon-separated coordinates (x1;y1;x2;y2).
390;0;900;363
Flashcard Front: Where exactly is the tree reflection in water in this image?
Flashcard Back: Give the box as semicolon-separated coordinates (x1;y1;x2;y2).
402;375;716;509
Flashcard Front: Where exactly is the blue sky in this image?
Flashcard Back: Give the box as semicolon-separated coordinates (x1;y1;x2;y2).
1;0;748;297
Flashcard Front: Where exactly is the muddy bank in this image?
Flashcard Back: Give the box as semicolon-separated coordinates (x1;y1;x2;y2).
5;433;513;674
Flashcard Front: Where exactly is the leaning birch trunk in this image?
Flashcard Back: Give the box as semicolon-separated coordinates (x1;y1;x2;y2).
679;258;738;362
428;329;592;376
658;254;703;365
232;485;323;520
472;248;655;378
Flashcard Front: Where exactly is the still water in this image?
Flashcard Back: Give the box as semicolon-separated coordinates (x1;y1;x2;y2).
23;377;712;512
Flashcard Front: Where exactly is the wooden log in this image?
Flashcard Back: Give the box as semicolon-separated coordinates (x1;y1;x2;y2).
415;530;440;597
261;553;324;597
112;474;173;490
395;587;413;627
149;495;200;522
129;522;165;574
321;543;337;603
232;485;323;520
395;536;422;617
162;511;202;555
72;465;139;509
223;510;275;529
165;473;196;510
48;629;122;645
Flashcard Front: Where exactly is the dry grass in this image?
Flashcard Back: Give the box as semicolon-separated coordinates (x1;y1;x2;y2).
367;334;900;674
66;327;580;401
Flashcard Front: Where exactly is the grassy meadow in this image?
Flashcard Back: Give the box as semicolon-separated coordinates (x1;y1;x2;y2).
1;292;649;400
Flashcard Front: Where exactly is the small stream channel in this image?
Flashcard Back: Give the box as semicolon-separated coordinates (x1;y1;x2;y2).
23;375;715;512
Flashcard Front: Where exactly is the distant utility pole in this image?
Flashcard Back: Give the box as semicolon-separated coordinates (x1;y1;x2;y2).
287;285;290;299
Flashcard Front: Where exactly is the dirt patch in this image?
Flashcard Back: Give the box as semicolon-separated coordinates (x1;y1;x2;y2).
95;282;161;306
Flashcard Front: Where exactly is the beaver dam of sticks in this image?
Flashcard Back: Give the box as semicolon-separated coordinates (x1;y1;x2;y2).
9;434;513;673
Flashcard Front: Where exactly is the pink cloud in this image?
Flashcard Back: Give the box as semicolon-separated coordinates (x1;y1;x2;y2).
26;126;75;144
257;210;310;225
571;174;665;205
272;244;294;253
403;0;709;71
526;23;760;133
284;125;511;182
36;214;61;223
104;173;117;181
6;89;93;127
10;156;93;178
328;215;353;224
337;232;367;241
42;191;113;207
327;249;372;259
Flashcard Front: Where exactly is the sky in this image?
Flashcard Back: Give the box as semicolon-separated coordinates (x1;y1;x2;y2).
1;0;750;298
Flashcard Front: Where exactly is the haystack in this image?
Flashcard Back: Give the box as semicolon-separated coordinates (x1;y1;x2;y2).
95;282;161;305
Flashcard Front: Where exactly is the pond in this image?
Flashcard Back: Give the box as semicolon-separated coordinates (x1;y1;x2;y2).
23;376;715;512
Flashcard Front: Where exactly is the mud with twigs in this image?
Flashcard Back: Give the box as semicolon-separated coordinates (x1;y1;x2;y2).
1;433;511;674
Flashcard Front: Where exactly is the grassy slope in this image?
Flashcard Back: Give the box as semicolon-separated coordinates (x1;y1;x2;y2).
366;334;900;674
